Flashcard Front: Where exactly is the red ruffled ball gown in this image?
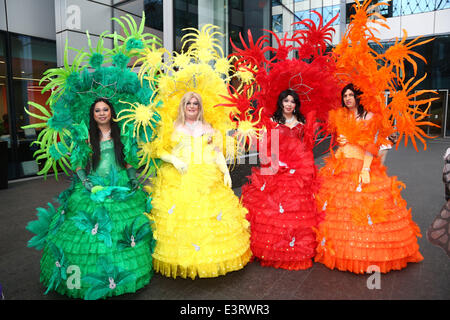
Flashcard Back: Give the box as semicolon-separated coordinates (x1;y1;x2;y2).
241;116;321;270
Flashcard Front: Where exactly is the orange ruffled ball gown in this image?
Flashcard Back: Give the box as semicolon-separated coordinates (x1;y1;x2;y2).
241;117;320;270
314;108;423;274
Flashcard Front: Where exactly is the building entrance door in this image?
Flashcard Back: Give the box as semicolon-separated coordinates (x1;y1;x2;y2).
415;90;449;138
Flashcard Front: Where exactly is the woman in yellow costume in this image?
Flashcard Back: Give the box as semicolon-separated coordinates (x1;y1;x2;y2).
314;0;437;274
137;25;251;279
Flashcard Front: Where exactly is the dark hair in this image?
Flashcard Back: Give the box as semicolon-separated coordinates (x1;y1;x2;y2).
341;83;367;119
272;89;305;124
89;98;126;170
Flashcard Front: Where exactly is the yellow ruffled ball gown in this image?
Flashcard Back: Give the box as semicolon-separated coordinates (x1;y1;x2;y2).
147;128;252;279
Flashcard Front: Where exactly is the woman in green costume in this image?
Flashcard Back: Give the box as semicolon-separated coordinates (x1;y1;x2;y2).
25;13;163;299
28;98;154;300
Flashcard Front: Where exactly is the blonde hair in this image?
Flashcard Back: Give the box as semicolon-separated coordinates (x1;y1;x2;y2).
174;91;206;126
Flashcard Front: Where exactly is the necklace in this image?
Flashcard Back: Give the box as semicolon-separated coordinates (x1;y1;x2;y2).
285;116;296;124
185;121;199;130
101;129;111;139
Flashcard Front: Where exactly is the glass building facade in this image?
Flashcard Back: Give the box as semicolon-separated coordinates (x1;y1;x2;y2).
173;0;271;55
0;32;57;180
1;0;271;181
2;0;447;182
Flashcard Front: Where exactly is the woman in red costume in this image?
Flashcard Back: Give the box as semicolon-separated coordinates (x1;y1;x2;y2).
241;89;319;270
221;11;340;270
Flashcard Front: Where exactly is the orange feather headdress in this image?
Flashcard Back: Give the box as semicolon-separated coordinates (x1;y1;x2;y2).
333;0;438;151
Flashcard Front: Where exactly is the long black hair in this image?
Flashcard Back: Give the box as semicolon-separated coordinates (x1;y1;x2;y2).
272;89;305;124
341;83;368;119
89;98;126;170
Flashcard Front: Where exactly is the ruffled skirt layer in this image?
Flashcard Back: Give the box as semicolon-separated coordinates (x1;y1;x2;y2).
148;163;251;279
241;164;320;270
314;156;423;274
39;178;153;299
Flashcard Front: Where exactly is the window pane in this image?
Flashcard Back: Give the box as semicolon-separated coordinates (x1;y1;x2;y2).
144;0;163;31
323;5;340;26
0;33;8;138
272;14;283;32
294;10;310;30
400;0;435;15
436;0;450;10
174;0;198;52
230;0;243;10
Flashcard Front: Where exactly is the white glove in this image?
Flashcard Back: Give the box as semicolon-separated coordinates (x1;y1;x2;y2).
224;172;232;188
216;152;232;188
160;153;188;175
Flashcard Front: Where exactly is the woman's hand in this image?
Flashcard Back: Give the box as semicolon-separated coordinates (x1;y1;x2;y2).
388;132;399;144
160;153;188;174
76;168;94;192
172;157;188;174
216;151;232;187
224;172;232;188
83;180;94;192
359;151;373;184
126;166;139;190
358;168;370;184
336;134;348;145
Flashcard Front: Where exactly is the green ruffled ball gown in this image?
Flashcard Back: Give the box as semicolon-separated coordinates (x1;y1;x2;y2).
28;140;155;300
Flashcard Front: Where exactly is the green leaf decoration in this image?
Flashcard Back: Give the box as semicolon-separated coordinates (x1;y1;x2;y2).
70;142;92;170
145;196;152;213
22;101;74;180
90;186;131;202
44;242;70;295
117;217;151;250
82;256;136;300
26;202;59;250
71;207;113;247
112;53;130;69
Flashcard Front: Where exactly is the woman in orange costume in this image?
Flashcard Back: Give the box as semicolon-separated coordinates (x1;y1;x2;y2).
315;83;424;273
314;0;437;274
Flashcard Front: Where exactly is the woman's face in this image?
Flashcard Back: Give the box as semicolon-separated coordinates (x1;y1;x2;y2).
93;101;112;125
185;96;200;121
282;95;296;117
343;89;356;110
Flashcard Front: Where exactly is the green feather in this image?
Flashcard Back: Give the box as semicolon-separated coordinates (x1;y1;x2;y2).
26;203;58;250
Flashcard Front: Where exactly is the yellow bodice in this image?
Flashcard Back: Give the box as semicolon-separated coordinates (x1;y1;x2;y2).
170;130;218;165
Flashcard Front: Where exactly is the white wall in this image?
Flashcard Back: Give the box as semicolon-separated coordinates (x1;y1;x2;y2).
0;0;6;32
373;9;450;41
2;0;56;40
55;0;164;67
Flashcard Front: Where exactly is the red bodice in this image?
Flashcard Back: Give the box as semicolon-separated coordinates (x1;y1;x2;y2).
261;120;314;170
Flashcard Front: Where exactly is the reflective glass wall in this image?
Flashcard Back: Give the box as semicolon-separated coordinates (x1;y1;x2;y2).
145;0;164;31
347;0;450;20
174;0;199;52
1;31;56;180
173;0;271;55
372;35;450;137
229;0;271;51
0;33;8;139
0;32;9;186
